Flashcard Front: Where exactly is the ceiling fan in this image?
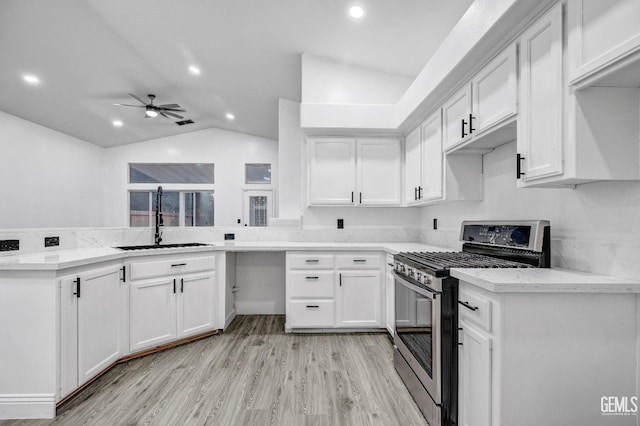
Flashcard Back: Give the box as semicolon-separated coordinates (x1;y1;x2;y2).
115;94;186;119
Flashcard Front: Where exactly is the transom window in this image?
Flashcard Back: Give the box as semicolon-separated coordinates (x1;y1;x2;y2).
245;163;271;184
129;163;214;184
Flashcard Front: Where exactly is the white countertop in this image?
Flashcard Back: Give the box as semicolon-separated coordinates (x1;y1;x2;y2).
0;242;444;271
451;267;640;293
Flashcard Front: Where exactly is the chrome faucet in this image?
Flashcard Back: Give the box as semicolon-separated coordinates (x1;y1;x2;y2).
154;186;164;245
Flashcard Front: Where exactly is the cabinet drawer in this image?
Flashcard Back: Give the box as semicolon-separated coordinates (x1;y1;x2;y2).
288;253;334;269
289;271;334;298
458;288;492;332
335;254;381;269
289;300;334;328
129;255;215;281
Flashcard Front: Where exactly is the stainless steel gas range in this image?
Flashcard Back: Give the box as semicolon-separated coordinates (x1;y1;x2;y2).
393;220;551;426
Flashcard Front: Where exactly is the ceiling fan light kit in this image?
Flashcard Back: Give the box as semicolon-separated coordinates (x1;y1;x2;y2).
116;93;186;120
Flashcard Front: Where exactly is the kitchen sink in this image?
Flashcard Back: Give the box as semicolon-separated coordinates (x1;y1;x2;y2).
115;242;213;251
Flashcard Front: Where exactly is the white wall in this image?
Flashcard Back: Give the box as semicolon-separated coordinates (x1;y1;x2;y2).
301;54;413;104
277;99;302;221
103;128;278;227
234;252;286;314
420;141;640;280
0;111;105;228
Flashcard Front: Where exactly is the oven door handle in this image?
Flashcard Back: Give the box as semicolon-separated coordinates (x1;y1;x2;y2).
393;271;437;299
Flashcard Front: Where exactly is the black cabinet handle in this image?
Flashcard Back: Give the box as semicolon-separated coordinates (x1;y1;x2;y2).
414;187;418;201
305;276;319;280
387;263;394;267
305;259;319;263
171;263;187;267
469;114;476;134
121;266;126;282
173;278;176;294
351;191;354;203
353;259;367;263
180;278;184;293
359;192;362;203
461;118;467;138
516;153;526;179
73;277;81;298
418;186;422;200
458;300;479;311
339;273;342;286
306;305;320;309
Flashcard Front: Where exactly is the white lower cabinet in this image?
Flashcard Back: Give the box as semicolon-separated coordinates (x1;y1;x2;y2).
286;251;383;330
458;321;492;426
336;270;381;327
385;254;395;336
60;262;127;399
127;254;217;353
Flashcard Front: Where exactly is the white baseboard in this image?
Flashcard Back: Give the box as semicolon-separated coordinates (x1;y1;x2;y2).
0;394;55;419
224;308;237;329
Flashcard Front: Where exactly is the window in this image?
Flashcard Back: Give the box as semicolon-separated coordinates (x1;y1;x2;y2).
243;190;272;227
245;163;271;184
129;163;214;184
128;163;215;227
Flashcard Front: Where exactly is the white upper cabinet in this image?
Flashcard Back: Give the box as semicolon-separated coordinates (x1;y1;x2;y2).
568;0;640;86
471;44;517;136
357;138;402;205
517;2;564;182
308;137;401;206
443;44;517;154
420;111;444;202
308;138;357;205
405;126;422;206
442;85;471;151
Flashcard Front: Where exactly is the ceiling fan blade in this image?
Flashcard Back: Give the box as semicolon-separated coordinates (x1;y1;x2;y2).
162;111;184;119
114;103;145;108
160;108;186;113
128;93;148;105
157;103;180;109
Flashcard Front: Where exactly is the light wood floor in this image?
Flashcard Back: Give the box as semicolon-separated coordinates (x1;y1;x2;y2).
2;315;427;426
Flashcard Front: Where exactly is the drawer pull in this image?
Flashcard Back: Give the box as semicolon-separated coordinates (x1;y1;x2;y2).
171;263;187;267
353;259;367;263
387;263;394;267
305;259;319;263
305;276;319;280
458;300;479;311
306;305;320;309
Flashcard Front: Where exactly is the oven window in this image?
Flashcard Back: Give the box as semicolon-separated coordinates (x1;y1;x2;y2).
395;283;433;377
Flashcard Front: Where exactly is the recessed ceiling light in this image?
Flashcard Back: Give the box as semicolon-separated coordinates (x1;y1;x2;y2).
189;65;201;75
112;120;123;127
349;6;364;18
23;74;40;85
225;113;235;120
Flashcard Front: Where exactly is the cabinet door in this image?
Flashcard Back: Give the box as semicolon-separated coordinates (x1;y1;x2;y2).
420;110;443;201
517;3;563;182
405;126;422;205
357;138;402;205
130;278;177;352
77;266;124;386
385;271;395;335
59;275;79;398
472;44;517;134
568;0;640;83
177;272;216;339
308;138;356;205
336;271;381;327
459;321;492;426
442;85;471;150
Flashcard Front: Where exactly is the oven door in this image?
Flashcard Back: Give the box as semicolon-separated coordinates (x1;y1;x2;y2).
394;271;441;405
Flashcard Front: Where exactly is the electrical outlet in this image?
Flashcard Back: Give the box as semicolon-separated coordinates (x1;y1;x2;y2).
337;219;344;229
45;236;60;247
224;233;235;240
433;218;438;230
0;239;19;252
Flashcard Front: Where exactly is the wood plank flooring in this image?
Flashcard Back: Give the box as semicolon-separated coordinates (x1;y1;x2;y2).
2;315;427;426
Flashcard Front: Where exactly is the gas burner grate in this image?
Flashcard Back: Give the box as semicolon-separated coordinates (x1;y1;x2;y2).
403;251;532;270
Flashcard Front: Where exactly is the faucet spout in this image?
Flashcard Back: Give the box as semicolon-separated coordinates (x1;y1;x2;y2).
154;186;163;245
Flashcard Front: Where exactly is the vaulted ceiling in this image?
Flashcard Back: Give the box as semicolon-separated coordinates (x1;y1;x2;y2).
0;0;472;147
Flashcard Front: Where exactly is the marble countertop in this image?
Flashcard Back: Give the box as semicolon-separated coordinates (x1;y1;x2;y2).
451;267;640;293
0;241;445;271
